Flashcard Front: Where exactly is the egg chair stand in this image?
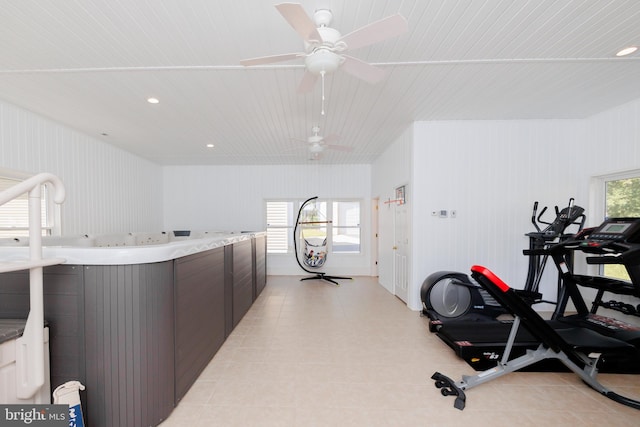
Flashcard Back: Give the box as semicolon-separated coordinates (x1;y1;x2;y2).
294;196;352;286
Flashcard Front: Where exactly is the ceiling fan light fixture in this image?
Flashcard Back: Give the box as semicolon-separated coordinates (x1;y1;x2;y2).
616;46;638;57
305;49;341;74
309;143;324;153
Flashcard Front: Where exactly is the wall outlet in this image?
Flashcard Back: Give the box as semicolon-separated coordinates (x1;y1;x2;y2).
439;210;448;218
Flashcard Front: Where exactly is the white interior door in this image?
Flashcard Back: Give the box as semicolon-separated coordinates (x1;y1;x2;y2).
393;201;409;302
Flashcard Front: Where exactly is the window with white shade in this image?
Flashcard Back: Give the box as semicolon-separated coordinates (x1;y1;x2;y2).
0;175;54;237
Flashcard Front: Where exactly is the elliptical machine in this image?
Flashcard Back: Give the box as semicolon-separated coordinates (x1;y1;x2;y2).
421;199;585;330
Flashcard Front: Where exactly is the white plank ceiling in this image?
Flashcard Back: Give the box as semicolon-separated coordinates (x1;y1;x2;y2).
1;0;639;165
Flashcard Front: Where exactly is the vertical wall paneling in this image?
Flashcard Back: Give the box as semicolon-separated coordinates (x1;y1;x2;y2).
371;126;413;294
374;103;640;311
0;99;163;235
162;164;372;276
408;119;587;310
585;98;640;177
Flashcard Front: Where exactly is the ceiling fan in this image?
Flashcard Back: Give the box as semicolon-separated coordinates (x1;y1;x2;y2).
240;3;408;93
294;126;352;160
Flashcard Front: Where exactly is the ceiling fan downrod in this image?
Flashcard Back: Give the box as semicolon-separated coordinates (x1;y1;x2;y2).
321;70;326;115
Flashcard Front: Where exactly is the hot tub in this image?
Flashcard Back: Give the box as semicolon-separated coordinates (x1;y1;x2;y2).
0;230;267;427
0;230;252;265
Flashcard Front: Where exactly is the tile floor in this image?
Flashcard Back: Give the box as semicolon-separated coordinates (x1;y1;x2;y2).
160;275;640;427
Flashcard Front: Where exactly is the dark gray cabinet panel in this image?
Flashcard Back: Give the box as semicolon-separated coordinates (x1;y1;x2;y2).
254;234;267;299
83;262;175;427
232;239;254;328
224;244;234;338
174;247;225;402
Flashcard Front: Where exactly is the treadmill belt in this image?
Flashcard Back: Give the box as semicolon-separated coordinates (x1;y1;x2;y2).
435;319;640;373
435;320;566;371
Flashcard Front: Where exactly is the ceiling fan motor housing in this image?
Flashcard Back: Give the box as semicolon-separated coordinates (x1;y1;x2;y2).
313;9;333;27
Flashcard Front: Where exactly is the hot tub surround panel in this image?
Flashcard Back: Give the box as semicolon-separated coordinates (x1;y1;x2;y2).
0;232;266;427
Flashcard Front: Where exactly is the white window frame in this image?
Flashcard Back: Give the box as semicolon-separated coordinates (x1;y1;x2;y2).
0;169;61;237
265;198;362;255
590;169;640;223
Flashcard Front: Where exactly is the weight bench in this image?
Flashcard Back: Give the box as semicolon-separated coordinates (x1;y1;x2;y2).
432;265;640;411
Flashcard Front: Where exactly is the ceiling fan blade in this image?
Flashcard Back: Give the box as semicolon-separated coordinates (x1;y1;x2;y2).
275;3;322;43
338;14;408;50
282;144;306;153
240;52;303;66
297;70;319;93
327;144;353;152
322;133;340;144
340;55;387;84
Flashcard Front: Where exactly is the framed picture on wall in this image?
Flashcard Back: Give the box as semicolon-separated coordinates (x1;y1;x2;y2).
395;185;406;205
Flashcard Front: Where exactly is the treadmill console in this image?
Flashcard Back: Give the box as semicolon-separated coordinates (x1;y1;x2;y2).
588;218;640;243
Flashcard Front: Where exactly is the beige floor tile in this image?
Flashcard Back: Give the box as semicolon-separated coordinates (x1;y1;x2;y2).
161;275;640;427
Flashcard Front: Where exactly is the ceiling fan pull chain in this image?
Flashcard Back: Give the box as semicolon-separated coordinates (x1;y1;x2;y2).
320;70;326;115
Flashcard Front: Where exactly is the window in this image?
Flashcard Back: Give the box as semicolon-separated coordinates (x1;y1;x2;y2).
0;175;53;237
265;201;294;253
605;177;640;218
603;175;640;280
332;201;360;253
265;199;361;254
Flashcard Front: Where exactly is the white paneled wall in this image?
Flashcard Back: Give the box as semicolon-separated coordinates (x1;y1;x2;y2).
586;98;640;177
371;126;413;294
370;98;640;311
0;100;163;235
2;92;640;305
410;119;587;310
163;163;372;275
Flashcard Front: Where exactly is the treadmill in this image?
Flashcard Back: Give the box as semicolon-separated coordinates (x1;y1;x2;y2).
550;217;640;349
433;265;640;411
433;217;640;373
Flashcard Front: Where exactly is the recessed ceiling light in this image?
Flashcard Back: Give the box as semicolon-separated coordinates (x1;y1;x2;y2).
206;144;215;148
147;97;160;104
616;46;638;57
